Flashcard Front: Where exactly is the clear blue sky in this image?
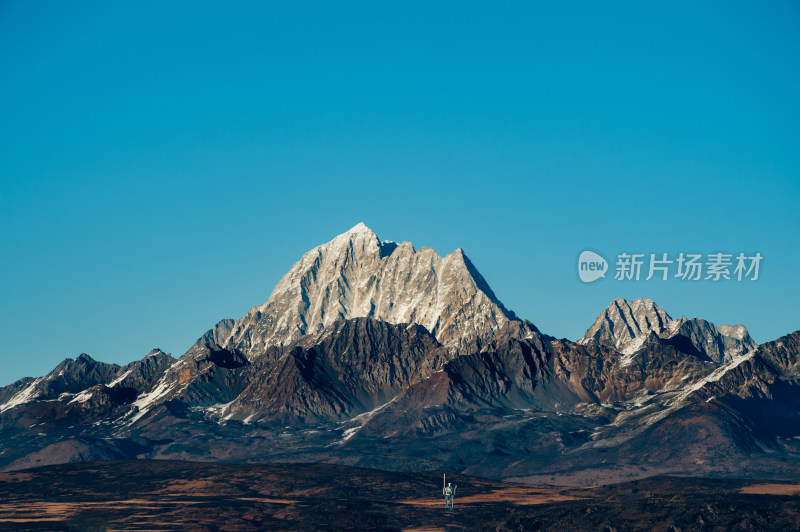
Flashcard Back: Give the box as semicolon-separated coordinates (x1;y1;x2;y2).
2;1;798;385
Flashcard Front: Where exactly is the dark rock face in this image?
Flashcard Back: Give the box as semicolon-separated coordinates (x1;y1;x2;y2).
758;332;800;376
667;318;756;363
111;349;175;392
0;350;175;417
130;344;255;414
3;353;121;406
227;318;451;422
0;377;35;406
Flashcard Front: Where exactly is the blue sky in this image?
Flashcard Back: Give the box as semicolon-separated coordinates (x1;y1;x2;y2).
1;1;798;385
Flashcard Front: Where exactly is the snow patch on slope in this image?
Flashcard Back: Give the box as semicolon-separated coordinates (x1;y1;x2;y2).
0;378;43;413
68;389;95;404
108;369;133;387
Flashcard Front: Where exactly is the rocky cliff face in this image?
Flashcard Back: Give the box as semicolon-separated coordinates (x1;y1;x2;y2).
206;223;515;358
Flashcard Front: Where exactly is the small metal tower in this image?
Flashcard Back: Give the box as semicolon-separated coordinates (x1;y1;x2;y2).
443;473;457;510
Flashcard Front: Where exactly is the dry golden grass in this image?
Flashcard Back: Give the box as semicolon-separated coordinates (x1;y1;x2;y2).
399;485;583;507
740;483;800;496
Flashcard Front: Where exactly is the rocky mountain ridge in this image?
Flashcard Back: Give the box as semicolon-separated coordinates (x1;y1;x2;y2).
579;297;756;363
0;224;797;485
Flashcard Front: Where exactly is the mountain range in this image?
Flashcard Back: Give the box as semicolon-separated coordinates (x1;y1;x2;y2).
1;224;798;485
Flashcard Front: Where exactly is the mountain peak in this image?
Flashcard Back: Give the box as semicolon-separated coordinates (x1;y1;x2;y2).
347;221;372;234
579;298;672;353
580;298;756;363
616;297;663;312
338;222;378;241
326;223;380;250
75;353;96;364
216;225;517;357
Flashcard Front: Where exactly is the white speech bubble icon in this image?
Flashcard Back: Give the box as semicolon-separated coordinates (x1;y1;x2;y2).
578;251;608;283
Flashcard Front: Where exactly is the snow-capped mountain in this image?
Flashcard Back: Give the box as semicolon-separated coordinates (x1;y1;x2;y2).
104;223;519;423
206;223;516;357
579;297;756;363
0;225;798;485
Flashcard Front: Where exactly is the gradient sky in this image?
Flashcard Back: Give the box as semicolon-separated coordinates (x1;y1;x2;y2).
2;1;799;386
